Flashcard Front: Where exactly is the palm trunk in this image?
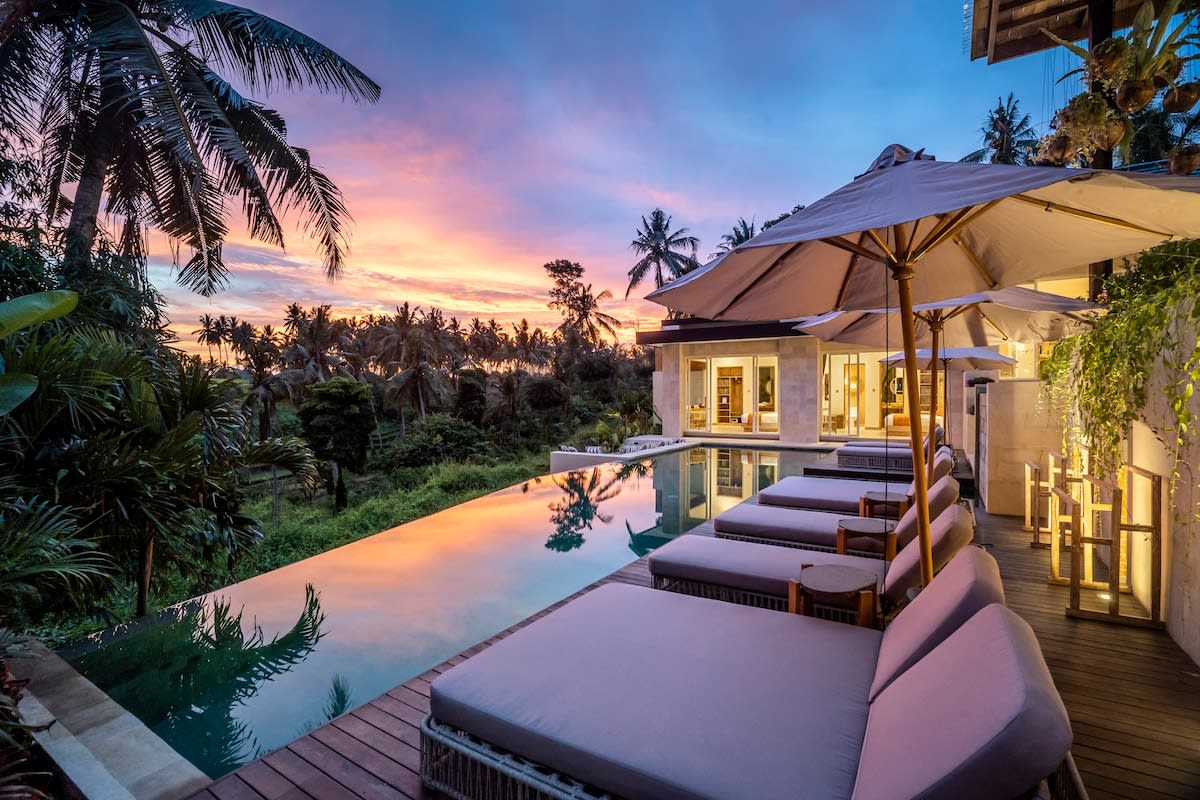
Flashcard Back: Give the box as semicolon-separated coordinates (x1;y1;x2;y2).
65;80;122;276
332;461;346;512
136;535;154;618
417;383;426;420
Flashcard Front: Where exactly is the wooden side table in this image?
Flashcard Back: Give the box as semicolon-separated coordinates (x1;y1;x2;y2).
837;516;898;561
859;489;911;519
787;564;879;628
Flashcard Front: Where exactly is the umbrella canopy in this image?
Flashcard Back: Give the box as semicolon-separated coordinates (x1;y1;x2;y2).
881;347;1018;371
793;286;1097;350
797;286;1092;453
647;147;1200;319
648;144;1200;586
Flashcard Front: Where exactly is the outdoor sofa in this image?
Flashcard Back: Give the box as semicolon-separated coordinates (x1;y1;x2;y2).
756;448;954;515
651;503;975;614
714;473;961;556
420;546;1078;800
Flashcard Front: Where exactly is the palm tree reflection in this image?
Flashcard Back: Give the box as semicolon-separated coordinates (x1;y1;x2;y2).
70;585;325;778
545;462;652;552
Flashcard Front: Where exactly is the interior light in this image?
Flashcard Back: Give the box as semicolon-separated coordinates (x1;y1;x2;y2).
1098;592;1112;601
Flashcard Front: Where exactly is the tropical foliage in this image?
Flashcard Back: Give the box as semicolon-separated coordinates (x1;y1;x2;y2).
0;0;380;294
960;93;1039;165
626;208;700;298
710;217;757;259
1042;241;1200;476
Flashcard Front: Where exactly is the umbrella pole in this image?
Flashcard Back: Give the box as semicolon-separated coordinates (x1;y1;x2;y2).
927;322;941;485
943;358;951;448
895;263;935;586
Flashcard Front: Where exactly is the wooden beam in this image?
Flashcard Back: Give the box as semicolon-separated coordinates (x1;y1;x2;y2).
970;0;1170;64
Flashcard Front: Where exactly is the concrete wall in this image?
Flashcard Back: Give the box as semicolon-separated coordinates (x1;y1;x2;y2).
1123;344;1200;665
980;379;1063;516
655;344;681;438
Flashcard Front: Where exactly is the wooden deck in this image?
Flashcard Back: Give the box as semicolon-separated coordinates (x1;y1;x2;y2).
188;511;1200;800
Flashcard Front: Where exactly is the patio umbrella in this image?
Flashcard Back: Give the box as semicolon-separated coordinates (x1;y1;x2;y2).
795;285;1096;459
881;347;1019;371
647;144;1200;585
879;348;1018;450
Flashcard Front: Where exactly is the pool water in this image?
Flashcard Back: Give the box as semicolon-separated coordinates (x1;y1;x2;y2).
63;445;827;778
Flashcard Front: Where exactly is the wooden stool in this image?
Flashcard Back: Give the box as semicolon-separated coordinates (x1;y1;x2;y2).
837;517;898;561
859;489;910;519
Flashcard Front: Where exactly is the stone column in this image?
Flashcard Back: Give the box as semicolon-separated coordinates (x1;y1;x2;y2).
778;337;820;445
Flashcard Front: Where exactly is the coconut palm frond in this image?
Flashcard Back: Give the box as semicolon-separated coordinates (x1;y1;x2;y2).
177;0;381;102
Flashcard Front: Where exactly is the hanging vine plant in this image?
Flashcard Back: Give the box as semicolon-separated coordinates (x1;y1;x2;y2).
1041;241;1200;478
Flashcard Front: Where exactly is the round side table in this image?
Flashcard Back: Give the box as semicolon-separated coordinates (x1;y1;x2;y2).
859;489;911;520
793;563;879;628
837;516;898;561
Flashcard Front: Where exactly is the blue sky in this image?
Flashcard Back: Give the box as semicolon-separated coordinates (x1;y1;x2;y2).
154;0;1088;345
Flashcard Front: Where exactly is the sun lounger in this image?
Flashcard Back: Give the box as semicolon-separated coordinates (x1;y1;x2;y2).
714;474;960;555
837;442;952;471
847;424;944;448
421;577;1074;800
650;504;976;612
756;449;954;514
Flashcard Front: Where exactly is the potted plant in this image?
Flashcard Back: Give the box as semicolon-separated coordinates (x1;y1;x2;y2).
1035;133;1077;166
1168;143;1200;175
1054;92;1130;160
1163;80;1200;113
1045;0;1200;114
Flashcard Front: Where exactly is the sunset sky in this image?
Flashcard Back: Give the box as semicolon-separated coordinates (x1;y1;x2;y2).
150;1;1088;346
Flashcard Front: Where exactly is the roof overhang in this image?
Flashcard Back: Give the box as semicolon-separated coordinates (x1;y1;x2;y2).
969;0;1169;64
635;318;808;346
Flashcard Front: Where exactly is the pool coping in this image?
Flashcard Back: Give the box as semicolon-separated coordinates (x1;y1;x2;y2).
9;640;211;800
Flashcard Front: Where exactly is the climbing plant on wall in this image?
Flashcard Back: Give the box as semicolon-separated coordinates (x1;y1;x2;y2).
1041;241;1200;477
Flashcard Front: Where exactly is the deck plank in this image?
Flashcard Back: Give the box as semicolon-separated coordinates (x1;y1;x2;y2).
184;507;1200;799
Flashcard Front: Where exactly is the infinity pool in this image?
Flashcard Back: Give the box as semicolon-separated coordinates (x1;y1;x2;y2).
63;445;827;778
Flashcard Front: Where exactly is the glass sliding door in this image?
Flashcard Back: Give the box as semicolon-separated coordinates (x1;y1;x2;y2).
822;351;893;439
756;357;778;433
686;359;709;432
684;355;779;437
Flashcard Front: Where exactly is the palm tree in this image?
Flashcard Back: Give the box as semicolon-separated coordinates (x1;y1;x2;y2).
710;217;756;259
1126;105;1200;164
508;319;551;371
960;94;1039;165
626;208;700;298
564;283;621;346
283;305;346;383
0;0;380;294
194;313;220;361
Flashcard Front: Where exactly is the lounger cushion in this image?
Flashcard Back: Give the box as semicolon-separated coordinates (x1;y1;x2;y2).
714;503;845;550
648;534;886;598
757;475;910;513
893;475;960;549
851;605;1072;800
870;545;1004;699
431;584;880;800
881;504;974;607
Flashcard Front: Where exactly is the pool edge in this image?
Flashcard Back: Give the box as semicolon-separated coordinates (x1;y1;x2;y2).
11;640;211;800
